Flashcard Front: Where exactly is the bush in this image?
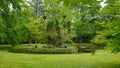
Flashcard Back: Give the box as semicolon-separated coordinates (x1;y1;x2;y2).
104;43;120;53
9;47;77;54
64;39;74;44
91;35;107;49
0;45;12;50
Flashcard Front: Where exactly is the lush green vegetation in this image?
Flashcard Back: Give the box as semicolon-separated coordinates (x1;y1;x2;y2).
0;0;120;67
9;45;77;54
0;0;120;52
0;44;92;54
0;50;120;68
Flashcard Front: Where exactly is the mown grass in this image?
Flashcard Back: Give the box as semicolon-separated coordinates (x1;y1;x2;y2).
0;44;120;68
0;50;120;68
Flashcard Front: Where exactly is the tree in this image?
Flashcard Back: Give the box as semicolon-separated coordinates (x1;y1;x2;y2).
28;0;45;17
0;16;6;44
0;0;31;46
70;0;102;43
38;0;75;47
41;0;102;46
98;1;120;53
27;17;45;44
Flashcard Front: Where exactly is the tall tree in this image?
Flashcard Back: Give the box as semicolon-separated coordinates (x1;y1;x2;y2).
98;1;120;53
28;0;45;17
0;0;31;46
69;0;102;43
42;0;75;47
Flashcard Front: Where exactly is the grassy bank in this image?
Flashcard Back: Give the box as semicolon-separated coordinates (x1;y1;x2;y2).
0;50;120;68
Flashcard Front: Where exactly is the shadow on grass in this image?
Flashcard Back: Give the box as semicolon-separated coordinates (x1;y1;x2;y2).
100;63;120;68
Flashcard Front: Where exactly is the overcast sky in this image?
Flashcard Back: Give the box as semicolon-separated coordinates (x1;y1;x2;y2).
100;0;107;8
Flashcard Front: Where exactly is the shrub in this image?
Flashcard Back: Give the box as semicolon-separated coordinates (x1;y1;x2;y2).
104;42;120;53
64;39;74;44
0;45;12;50
9;47;77;54
91;35;107;49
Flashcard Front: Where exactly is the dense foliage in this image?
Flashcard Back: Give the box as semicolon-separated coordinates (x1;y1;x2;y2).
9;45;77;54
0;0;120;52
97;1;120;53
0;0;31;45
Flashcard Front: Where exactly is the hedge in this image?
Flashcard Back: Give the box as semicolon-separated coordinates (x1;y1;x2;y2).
9;47;77;54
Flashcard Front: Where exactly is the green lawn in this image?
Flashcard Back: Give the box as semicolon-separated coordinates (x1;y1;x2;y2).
0;50;120;68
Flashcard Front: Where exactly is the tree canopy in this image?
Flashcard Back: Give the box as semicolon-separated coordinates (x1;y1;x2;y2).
0;0;31;45
0;0;120;52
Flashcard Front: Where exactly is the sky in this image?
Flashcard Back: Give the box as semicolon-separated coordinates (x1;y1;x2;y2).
100;0;107;8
